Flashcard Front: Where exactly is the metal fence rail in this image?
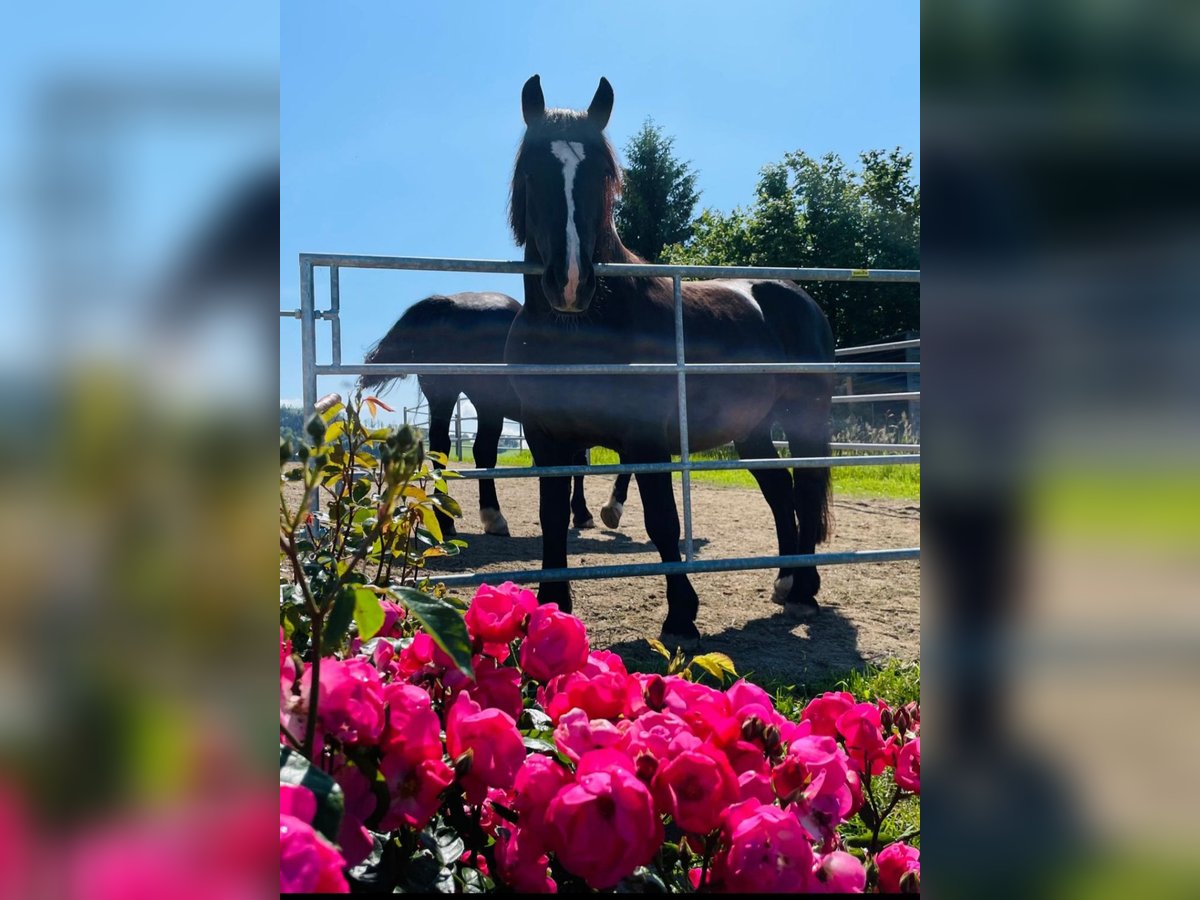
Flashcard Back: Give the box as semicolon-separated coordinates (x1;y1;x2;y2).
289;253;920;586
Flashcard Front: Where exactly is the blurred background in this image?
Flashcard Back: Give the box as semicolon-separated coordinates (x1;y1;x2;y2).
922;1;1200;897
1;2;1198;899
0;2;277;898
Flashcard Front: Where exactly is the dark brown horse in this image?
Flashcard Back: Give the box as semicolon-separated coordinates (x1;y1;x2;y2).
505;76;834;643
358;292;628;536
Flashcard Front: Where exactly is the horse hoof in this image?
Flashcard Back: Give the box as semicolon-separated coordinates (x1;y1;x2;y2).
574;517;595;530
600;501;624;529
481;509;510;536
771;575;793;607
660;621;701;653
783;598;820;622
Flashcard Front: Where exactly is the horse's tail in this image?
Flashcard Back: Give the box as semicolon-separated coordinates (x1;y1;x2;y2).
357;314;417;395
753;280;836;543
814;417;833;544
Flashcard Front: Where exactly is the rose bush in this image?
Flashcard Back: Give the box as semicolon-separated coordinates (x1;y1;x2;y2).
279;581;921;893
280;400;920;893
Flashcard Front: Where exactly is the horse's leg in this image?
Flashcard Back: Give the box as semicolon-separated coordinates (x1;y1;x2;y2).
629;448;700;647
734;431;807;617
783;402;834;620
473;409;509;536
569;449;595;529
526;426;574;611
600;473;632;529
423;388;458;538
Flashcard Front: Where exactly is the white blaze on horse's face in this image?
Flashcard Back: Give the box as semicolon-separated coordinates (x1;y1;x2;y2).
549;140;586;308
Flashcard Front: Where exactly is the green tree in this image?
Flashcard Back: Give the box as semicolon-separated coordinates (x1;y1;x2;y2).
664;148;919;347
615;118;701;262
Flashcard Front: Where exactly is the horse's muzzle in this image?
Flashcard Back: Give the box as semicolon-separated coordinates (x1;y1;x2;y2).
541;267;597;313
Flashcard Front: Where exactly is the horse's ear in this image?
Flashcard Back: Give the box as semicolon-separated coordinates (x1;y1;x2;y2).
522;75;545;125
587;77;613;129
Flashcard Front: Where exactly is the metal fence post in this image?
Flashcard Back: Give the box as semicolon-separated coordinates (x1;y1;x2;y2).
672;274;695;563
455;397;463;460
330;266;341;367
300;259;316;421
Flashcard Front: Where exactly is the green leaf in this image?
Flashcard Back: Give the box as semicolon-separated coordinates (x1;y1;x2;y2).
279;745;344;845
320;401;345;423
323;420;345;444
646;638;671;660
424;826;465;867
691;652;738;682
391;586;473;677
323;585;356;647
418;504;444;543
352;588;386;641
519;708;553;732
431;492;463;518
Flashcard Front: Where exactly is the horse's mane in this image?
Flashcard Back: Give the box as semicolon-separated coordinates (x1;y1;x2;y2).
508;109;626;256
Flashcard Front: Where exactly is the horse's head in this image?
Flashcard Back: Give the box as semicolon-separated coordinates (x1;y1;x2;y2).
510;75;620;314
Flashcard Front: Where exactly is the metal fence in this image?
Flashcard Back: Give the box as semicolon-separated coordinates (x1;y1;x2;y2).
284;253;920;587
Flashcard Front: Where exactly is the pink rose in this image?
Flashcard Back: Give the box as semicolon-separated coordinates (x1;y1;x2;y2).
300;658;386;747
713;802;815;894
812;850;867;893
494;826;557;893
280;814;348;894
876;841;920;893
836;702;896;776
618;711;691;764
329;762;375;869
446;692;525;803
661;679;738;746
895;738;920;794
736;769;777;805
771;735;855;830
553;709;626;765
378;755;454;832
396;632;455;678
513;754;572;843
545;763;661;889
651;746;740;835
459;655;524;721
801;691;856;739
544;669;628;723
381;599;406;632
380;683;443;765
519;604;589;683
723;739;770;776
466;582;538;647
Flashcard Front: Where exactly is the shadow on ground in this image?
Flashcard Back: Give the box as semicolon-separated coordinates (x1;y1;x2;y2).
607;601;866;689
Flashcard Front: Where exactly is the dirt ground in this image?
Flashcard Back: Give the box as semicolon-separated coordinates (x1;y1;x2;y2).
287;467;920;685
431;465;919;684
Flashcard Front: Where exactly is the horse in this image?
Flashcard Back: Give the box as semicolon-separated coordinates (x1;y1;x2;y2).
358;291;632;536
504;75;835;644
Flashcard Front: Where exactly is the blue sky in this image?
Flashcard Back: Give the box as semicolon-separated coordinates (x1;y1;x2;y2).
281;1;919;425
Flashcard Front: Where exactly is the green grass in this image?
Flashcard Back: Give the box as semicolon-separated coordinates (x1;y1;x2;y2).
453;446;918;502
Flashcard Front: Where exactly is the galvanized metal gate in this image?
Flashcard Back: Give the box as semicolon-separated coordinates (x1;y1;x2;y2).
284;254;920;588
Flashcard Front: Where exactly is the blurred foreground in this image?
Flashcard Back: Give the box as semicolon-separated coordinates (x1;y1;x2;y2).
923;1;1200;897
0;5;277;898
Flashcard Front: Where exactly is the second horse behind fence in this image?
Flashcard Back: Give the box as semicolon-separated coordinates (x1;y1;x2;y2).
358;291;634;536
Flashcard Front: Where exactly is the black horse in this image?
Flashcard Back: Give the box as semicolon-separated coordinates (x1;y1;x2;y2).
359;292;630;536
505;76;835;643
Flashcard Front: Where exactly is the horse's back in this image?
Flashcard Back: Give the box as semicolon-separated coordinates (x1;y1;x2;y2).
376;292;522;415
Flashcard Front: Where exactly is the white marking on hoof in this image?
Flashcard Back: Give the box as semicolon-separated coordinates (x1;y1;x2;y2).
575;517;595;529
771;574;793;607
600;500;624;529
481;508;510;536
